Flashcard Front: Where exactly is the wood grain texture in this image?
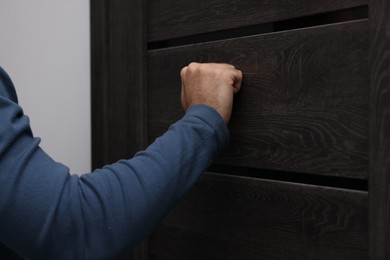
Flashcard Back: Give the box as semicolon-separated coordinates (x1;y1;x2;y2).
91;0;110;169
91;0;148;169
149;173;368;260
368;0;390;258
148;21;369;178
147;0;367;41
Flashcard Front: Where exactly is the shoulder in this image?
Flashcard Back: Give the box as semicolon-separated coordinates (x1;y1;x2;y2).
0;67;19;103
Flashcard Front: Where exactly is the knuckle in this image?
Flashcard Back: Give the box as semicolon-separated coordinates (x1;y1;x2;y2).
180;66;188;77
188;62;200;70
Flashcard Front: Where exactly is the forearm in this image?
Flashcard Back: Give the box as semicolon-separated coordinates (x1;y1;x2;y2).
0;95;228;259
78;104;229;258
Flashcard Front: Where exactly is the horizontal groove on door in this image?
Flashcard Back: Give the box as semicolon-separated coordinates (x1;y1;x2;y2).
209;164;368;191
148;5;368;50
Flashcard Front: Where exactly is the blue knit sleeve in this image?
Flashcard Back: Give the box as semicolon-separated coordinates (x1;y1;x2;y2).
0;67;229;259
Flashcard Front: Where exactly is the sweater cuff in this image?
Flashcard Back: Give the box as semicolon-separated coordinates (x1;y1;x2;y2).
184;104;230;150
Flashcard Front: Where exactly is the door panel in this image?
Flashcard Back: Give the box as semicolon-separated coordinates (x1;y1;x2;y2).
149;173;368;260
89;0;389;258
148;0;367;41
148;20;368;178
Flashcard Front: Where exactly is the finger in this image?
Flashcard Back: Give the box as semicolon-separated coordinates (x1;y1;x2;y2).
206;63;236;69
180;66;188;78
231;69;243;94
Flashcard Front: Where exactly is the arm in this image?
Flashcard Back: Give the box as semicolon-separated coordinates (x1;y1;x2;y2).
0;63;242;259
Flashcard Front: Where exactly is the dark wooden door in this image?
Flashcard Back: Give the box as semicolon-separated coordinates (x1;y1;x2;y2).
91;0;390;259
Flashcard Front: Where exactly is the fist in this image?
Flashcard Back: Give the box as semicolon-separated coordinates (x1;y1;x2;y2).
180;62;242;124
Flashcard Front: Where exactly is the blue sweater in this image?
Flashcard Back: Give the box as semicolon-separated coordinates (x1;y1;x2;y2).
0;67;229;259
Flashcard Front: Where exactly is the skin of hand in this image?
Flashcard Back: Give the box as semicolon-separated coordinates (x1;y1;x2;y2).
180;62;243;124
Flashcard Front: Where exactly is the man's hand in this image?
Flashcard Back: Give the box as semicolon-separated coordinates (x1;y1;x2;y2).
180;62;242;124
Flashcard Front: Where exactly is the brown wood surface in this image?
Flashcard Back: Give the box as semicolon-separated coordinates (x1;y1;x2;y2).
368;0;390;258
90;0;390;258
91;0;110;169
148;20;369;178
147;0;367;41
149;173;368;260
91;0;148;169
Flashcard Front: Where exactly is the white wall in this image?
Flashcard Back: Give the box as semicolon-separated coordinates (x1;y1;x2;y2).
0;1;91;174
